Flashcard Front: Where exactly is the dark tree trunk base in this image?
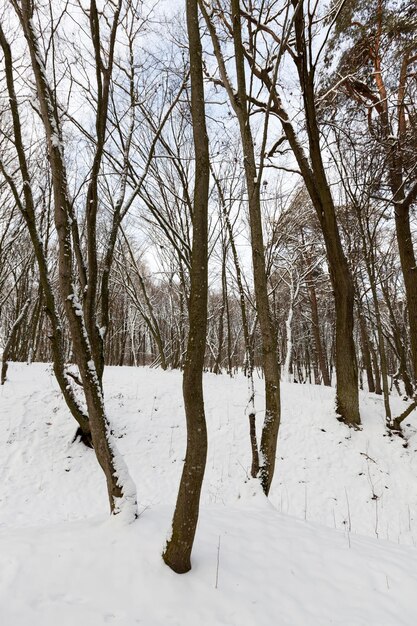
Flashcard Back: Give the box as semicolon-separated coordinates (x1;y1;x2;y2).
72;426;94;449
162;546;191;574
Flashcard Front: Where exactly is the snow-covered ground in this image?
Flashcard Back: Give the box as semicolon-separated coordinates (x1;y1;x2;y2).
1;363;417;625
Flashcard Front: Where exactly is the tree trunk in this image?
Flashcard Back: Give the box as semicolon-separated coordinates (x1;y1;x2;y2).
162;0;209;573
358;311;376;393
200;0;281;494
283;279;294;382
213;253;227;374
308;279;331;386
394;199;417;387
231;0;281;493
242;1;360;425
369;339;382;395
18;2;137;518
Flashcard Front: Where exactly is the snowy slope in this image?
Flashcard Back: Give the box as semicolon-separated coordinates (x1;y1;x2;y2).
1;363;417;625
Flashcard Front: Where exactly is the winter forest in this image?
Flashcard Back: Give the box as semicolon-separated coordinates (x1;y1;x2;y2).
1;0;417;624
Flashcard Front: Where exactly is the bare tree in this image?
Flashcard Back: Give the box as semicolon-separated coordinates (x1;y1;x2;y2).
4;0;138;519
162;0;210;573
236;0;361;426
200;0;282;494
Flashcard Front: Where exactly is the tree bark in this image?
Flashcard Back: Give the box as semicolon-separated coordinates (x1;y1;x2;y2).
162;0;209;573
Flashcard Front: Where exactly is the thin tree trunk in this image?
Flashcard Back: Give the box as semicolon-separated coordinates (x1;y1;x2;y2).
308;277;331;386
162;0;209;573
369;281;391;422
233;0;281;493
283;278;297;383
369;339;382;395
212;168;258;468
381;281;413;398
394;198;417;387
214;253;227;374
1;299;30;385
358;310;376;394
201;0;281;494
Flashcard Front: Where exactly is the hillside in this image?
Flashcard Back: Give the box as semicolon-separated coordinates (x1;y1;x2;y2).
1;363;417;625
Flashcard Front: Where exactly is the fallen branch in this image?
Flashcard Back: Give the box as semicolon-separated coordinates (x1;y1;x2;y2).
388;400;417;433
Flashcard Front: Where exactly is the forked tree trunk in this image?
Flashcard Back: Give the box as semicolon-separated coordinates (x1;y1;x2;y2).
339;22;417;394
200;0;281;495
17;1;137;519
0;24;92;445
162;0;209;573
232;0;281;494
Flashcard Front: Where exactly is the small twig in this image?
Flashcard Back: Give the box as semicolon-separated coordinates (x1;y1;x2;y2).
66;370;83;387
345;488;352;547
215;535;221;589
304;483;308;521
138;505;150;518
169;426;175;457
345;488;352;533
237;459;250;480
360;452;377;464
